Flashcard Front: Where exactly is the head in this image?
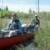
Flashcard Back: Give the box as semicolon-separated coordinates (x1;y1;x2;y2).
11;13;18;21
35;15;39;20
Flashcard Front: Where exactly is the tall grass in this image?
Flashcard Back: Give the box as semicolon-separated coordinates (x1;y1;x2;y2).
35;16;50;50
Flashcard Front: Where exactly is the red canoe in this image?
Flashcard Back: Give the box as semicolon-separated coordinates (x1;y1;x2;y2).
0;33;33;49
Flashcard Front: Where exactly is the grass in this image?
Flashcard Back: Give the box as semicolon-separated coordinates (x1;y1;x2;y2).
0;18;10;29
35;18;50;50
0;17;50;50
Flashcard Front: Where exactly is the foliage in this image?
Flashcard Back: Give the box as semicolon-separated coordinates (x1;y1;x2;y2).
0;10;35;19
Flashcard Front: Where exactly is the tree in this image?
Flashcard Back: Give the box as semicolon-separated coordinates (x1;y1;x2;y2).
0;8;2;11
29;8;32;14
5;6;8;11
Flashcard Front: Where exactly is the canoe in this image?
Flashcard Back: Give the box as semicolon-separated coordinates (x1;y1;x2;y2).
0;31;34;49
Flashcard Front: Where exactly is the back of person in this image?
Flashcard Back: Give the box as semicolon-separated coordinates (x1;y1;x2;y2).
27;15;40;32
9;21;18;30
8;13;25;34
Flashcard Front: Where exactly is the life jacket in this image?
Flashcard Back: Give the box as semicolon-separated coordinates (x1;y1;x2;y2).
27;19;40;32
9;19;24;33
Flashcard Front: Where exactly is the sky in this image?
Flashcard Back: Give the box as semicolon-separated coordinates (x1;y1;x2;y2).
0;0;50;12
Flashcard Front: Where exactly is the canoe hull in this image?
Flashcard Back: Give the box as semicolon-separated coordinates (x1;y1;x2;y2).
0;33;33;49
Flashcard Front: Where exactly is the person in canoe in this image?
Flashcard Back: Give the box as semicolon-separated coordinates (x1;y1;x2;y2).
8;13;26;35
27;15;40;32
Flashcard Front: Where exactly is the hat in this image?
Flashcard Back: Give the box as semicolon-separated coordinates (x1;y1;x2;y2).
35;15;38;16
